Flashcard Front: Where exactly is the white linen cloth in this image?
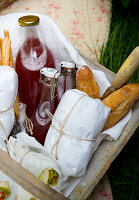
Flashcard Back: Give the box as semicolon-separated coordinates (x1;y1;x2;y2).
0;66;18;141
44;89;111;177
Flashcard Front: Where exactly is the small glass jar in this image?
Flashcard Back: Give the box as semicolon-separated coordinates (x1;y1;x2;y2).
56;61;76;107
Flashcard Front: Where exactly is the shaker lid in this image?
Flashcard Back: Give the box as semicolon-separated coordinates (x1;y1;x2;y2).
40;68;60;78
60;61;76;69
18;15;40;27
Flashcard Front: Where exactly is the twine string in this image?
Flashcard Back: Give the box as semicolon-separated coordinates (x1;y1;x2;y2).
20;150;32;165
45;95;95;160
0;121;9;146
0;106;13;114
25;117;33;135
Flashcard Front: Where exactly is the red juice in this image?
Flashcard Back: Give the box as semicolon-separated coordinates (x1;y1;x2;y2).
15;37;56;118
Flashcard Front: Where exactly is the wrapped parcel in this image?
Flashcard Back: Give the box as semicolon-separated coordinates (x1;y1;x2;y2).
8;134;63;191
0;182;11;200
14;184;36;200
44;89;110;177
0;66;18;141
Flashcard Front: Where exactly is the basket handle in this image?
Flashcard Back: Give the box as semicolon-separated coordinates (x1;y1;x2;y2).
0;149;68;200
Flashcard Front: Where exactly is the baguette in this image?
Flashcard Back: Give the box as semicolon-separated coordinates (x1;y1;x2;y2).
4;30;20;119
2;37;11;65
102;83;139;131
0;38;2;65
4;30;14;68
0;30;20;120
76;65;100;99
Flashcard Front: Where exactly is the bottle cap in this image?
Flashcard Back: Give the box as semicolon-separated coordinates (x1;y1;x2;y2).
60;61;76;69
18;15;40;27
40;68;60;78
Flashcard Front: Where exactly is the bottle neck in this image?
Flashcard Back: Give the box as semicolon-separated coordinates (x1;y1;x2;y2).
61;67;76;77
19;25;44;46
40;77;59;103
60;67;76;91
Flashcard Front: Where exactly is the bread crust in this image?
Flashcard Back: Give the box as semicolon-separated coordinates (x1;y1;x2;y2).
102;83;139;131
76;65;100;99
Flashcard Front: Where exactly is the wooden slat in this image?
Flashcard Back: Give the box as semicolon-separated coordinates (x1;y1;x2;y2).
0;150;68;200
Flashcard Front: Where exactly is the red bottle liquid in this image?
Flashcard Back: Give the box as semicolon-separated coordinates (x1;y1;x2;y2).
30;68;60;145
15;15;56;118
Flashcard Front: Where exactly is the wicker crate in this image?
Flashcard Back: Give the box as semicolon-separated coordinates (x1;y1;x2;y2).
0;55;138;200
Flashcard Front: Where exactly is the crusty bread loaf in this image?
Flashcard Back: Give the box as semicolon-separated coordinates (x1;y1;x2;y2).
76;65;100;99
102;83;139;131
1;30;20;120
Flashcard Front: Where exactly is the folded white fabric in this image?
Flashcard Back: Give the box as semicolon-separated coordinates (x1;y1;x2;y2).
44;89;110;177
0;66;18;141
101;109;132;140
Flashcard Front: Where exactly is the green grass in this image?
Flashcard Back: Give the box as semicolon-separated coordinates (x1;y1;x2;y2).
99;0;139;83
107;129;139;200
98;0;139;199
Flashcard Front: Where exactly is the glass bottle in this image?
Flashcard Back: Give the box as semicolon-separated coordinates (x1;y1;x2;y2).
30;67;60;145
56;61;76;107
15;15;56;118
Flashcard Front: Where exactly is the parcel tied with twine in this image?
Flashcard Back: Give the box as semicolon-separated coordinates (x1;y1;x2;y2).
0;66;18;141
44;89;111;178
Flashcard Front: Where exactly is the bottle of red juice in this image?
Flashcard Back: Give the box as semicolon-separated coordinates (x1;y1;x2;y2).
15;15;56;118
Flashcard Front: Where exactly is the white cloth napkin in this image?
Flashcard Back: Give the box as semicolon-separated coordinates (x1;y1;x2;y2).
0;66;18;140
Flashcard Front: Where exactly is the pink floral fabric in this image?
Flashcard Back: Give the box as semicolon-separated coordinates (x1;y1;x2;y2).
0;0;112;61
87;175;113;200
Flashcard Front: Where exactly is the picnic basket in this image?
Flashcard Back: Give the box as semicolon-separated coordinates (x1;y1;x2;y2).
0;53;138;200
